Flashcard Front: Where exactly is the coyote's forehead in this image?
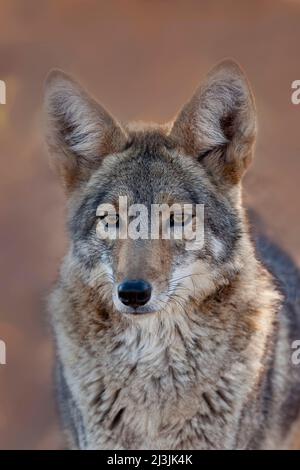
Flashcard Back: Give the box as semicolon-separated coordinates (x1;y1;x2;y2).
69;129;241;253
74;129;209;210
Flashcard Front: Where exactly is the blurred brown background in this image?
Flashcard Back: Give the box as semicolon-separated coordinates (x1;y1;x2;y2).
0;0;300;449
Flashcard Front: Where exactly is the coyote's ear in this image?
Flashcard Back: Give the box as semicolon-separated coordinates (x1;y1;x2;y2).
170;60;256;185
44;70;127;192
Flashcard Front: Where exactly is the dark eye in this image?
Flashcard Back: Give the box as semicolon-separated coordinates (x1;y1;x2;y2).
170;212;191;227
98;213;119;228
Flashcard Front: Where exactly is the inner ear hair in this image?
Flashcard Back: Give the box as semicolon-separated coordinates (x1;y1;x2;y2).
170;60;256;186
44;69;127;192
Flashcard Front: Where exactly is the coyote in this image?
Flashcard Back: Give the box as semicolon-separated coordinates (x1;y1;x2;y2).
44;61;300;449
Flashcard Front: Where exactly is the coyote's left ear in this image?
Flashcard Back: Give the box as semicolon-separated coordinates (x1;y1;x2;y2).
44;70;127;192
170;60;256;185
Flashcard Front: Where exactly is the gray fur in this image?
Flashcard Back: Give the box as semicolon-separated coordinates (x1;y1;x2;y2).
44;61;300;449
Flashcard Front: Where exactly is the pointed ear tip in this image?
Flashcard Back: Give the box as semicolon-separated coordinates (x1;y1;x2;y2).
44;69;74;90
211;59;247;78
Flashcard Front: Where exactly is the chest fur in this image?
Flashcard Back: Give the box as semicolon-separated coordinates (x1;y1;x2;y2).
58;320;258;449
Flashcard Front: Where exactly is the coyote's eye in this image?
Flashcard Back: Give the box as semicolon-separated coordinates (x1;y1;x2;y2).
102;213;119;227
170;212;191;227
97;213;119;228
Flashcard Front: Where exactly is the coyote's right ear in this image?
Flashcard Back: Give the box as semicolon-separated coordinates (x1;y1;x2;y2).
170;60;256;185
44;70;127;192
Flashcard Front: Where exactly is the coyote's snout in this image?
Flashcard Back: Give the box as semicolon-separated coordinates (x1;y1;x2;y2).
45;61;300;449
117;279;152;309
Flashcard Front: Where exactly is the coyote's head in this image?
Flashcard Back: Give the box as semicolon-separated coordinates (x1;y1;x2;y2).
44;61;256;318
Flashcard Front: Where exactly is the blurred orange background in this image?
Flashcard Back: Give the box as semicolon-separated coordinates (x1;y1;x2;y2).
0;0;300;449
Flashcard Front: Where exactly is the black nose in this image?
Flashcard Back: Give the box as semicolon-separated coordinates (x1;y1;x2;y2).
118;279;152;308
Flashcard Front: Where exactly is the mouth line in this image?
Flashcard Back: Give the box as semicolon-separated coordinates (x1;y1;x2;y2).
122;307;158;316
